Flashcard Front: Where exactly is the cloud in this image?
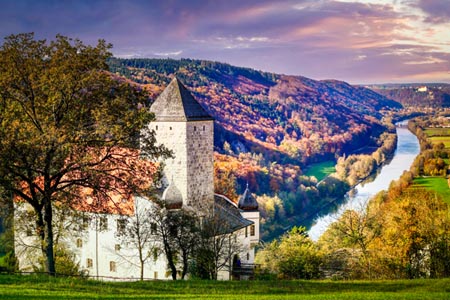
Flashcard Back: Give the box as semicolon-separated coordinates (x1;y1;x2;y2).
414;0;450;23
153;50;183;57
0;0;448;83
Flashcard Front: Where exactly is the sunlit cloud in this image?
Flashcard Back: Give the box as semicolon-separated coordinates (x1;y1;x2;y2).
0;0;448;83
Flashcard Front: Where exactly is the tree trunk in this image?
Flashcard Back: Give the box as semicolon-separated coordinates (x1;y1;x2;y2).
44;200;56;276
181;251;188;279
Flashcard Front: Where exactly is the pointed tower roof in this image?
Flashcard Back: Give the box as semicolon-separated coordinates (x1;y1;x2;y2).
150;77;213;121
238;184;259;211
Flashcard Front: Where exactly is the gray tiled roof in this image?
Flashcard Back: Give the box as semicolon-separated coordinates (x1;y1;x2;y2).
214;194;253;234
150;77;213;121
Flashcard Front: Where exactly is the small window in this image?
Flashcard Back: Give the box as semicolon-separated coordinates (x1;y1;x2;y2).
115;244;121;252
245;226;248;238
151;223;157;235
246;253;250;261
203;125;205;131
87;258;93;268
194;126;197;131
169;126;172;130
99;216;108;231
155;125;158;130
76;238;83;248
154;271;158;279
82;216;90;230
250;224;255;237
117;219;127;235
110;261;116;272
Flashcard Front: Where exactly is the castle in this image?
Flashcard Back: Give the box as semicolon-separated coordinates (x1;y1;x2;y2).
14;77;260;280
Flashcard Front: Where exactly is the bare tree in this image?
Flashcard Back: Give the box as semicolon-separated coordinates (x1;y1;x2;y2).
194;213;242;280
115;199;158;281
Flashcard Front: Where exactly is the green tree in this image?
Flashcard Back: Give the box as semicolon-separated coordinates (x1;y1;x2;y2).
0;33;168;275
256;226;323;279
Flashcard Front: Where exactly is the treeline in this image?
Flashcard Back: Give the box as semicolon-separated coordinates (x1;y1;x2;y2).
408;118;450;177
334;132;397;186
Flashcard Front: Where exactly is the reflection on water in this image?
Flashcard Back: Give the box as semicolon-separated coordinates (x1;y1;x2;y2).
308;126;420;241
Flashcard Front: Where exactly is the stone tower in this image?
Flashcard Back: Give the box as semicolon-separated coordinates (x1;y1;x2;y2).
148;77;214;211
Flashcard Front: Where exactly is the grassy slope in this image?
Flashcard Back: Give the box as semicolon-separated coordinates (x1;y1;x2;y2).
303;161;336;182
0;275;449;299
413;177;450;204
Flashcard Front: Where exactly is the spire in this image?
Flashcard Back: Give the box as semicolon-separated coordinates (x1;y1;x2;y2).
238;184;259;211
150;77;213;121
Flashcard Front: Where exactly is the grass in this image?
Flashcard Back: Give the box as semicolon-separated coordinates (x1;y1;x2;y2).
304;161;335;182
424;128;450;149
424;128;450;137
413;177;450;204
0;275;449;299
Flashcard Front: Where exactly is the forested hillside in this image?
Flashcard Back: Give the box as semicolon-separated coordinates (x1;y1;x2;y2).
368;84;450;108
109;58;402;239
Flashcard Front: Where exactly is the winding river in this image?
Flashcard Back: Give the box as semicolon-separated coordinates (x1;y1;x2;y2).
309;122;420;241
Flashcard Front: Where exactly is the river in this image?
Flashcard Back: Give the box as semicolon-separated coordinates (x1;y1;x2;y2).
308;122;420;241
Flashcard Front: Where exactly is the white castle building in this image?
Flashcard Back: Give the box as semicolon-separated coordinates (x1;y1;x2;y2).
15;77;260;280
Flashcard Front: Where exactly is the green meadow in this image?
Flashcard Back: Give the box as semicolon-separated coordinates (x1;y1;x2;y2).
304;161;336;182
0;275;449;299
413;177;450;204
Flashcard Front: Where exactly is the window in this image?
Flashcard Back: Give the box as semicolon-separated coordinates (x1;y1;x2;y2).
155;125;158;130
154;271;158;279
99;216;108;231
194;126;197;131
115;244;121;252
151;223;157;235
245;226;248;238
169;126;172;130
203;125;205;131
250;224;255;236
82;216;90;230
87;258;93;268
110;261;116;272
246;253;250;261
76;238;83;248
117;219;127;235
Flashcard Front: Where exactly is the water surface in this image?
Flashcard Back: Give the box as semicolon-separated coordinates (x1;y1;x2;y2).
309;125;420;240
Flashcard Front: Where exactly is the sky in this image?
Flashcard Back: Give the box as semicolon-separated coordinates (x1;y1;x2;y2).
0;0;449;84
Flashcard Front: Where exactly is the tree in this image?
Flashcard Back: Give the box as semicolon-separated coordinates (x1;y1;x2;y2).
256;226;323;279
115;199;159;281
0;33;169;275
148;203;200;280
193;213;242;280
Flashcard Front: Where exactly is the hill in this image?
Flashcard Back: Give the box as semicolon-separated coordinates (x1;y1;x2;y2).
367;83;450;108
108;58;402;239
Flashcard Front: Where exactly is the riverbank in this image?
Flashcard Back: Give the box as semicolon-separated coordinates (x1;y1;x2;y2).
309;126;420;240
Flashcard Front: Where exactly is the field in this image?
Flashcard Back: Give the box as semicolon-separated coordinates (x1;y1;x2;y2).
413;177;450;204
0;275;449;299
424;128;450;149
304;161;335;181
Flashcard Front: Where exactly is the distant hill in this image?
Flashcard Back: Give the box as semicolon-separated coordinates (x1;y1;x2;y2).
367;83;450;108
108;58;401;239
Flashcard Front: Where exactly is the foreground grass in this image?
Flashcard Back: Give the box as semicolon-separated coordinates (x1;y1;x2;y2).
413;177;450;204
304;160;335;182
0;275;449;299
